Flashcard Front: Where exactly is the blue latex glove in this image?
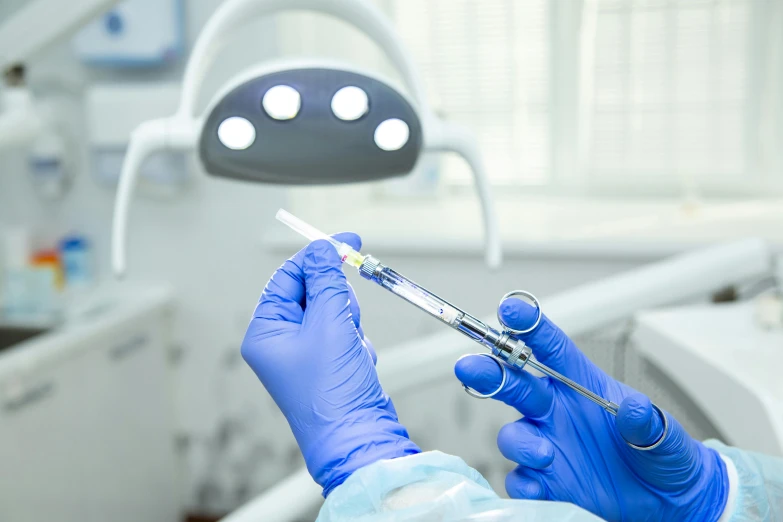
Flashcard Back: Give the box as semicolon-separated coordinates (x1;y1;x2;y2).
241;234;420;496
455;299;730;521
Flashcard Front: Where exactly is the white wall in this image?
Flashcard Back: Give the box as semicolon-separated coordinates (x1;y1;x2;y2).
0;1;647;515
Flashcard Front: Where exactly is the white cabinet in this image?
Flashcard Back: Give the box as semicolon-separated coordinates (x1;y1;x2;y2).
632;301;783;456
0;345;97;520
0;288;180;522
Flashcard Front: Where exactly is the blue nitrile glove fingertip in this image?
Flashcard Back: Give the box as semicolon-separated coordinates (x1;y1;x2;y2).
537;441;555;462
499;298;540;332
497;421;555;469
332;232;362;253
506;469;547;500
454;354;503;394
617;392;664;448
305;239;341;266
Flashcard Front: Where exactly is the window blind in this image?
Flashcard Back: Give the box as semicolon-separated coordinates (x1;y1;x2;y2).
390;0;550;186
583;0;750;186
280;0;777;194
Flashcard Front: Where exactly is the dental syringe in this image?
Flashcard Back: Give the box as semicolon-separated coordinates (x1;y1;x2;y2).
275;209;621;416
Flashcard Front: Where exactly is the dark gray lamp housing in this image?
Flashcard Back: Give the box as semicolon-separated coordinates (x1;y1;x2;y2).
200;68;423;185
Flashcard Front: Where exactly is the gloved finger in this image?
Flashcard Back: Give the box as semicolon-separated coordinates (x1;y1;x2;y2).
454;354;554;420
302;239;357;334
348;281;363;334
499;298;594;378
615;395;695;488
334;232;362;255
505;466;548;501
254;232;361;324
497;419;555;469
254;256;307;324
347;277;375;366
363;336;378;365
616;392;665;448
241;318;300;370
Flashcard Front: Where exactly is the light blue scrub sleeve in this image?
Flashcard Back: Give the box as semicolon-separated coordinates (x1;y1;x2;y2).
706;440;783;521
316;451;604;521
318;445;783;521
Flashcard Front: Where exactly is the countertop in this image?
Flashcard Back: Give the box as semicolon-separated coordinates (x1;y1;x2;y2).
0;283;174;379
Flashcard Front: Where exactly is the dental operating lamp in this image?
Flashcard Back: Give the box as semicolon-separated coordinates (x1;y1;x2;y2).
111;0;502;275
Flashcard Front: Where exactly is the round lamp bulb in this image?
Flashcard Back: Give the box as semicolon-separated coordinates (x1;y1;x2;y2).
331;86;369;121
374;118;410;151
262;85;301;120
217;117;256;150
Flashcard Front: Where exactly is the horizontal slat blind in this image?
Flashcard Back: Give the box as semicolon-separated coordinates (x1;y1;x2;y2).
584;0;750;186
391;0;550;186
279;0;778;194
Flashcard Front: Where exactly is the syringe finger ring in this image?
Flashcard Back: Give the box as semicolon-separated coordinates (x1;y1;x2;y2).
498;290;543;335
462;354;508;399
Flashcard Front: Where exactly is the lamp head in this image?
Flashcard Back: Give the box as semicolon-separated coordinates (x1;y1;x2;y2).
200;67;423;185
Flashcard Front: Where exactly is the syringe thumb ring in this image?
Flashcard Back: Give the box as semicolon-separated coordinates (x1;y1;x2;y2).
623;403;670;451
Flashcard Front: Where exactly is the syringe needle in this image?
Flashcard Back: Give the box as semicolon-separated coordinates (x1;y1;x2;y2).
526;359;619;415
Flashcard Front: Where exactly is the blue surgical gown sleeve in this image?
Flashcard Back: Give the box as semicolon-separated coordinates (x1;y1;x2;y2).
315;451;604;521
705;440;783;521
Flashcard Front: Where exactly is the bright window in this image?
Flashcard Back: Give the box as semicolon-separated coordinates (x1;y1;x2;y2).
390;0;550;186
278;0;783;196
583;0;751;190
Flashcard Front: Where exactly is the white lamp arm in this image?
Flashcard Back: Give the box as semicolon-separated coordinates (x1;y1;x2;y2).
178;0;427;119
112;120;167;276
425;120;503;268
111;118;198;276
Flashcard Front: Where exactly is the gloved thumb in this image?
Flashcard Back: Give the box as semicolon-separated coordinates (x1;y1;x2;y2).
302;239;353;328
616;392;665;448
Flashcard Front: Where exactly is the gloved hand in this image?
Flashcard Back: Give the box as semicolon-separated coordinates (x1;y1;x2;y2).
242;234;419;496
455;299;730;522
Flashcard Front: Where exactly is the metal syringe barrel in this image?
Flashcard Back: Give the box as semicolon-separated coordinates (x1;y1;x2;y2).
358;255;532;368
354;253;623;418
456;313;533;368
